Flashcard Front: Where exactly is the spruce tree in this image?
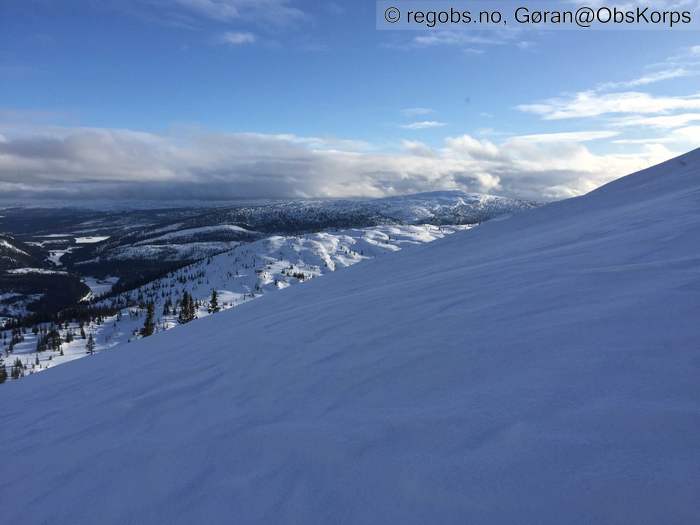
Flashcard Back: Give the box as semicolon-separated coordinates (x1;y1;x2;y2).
141;303;156;337
178;292;190;324
11;358;23;379
208;290;220;314
178;292;197;324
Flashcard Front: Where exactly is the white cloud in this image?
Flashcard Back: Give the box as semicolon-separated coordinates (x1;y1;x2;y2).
611;112;700;129
172;0;304;24
401;121;447;130
220;31;256;45
0;125;682;202
401;107;433;117
401;140;436;157
613;125;700;147
600;67;693;89
509;131;620;143
174;0;240;20
412;31;508;48
518;90;700;120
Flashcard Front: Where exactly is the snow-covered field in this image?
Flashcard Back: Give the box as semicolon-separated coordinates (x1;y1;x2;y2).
1;150;699;523
81;275;119;298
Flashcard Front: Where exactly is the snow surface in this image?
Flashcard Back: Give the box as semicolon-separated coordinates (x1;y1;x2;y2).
2;150;700;524
81;275;119;298
5;267;68;275
134;224;254;244
75;235;110;244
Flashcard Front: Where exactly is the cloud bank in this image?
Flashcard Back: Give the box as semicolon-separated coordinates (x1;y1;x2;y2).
0;125;683;203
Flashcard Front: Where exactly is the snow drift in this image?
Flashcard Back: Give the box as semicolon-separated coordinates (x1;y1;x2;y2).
2;149;700;524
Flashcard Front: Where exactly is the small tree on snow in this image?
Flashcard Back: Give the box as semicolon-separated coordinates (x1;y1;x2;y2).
208;290;220;314
86;333;96;355
178;292;196;324
141;303;156;337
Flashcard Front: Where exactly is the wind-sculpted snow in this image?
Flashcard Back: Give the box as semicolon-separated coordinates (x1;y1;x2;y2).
1;150;699;524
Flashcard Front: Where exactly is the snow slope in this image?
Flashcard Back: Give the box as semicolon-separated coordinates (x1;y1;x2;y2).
1;150;700;524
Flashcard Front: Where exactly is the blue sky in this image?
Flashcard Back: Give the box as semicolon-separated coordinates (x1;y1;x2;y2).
1;0;699;201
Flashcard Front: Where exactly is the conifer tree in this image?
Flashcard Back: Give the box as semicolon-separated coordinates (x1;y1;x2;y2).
141;303;156;337
178;292;197;324
208;289;220;314
86;333;96;355
11;358;23;379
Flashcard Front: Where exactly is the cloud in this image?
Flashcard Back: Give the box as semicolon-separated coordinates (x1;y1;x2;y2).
400;121;447;130
0;118;695;203
411;31;510;48
174;0;240;20
401;140;437;158
611;112;700;129
509;131;620;143
219;31;256;45
599;67;693;89
401;107;433;117
171;0;304;24
612;125;700;145
518;90;700;120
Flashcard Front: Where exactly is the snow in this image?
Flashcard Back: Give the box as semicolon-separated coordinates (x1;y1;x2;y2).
135;224;254;244
75;235;110;244
5;267;68;275
0;238;29;257
81;275;119;298
1;150;700;523
48;248;74;266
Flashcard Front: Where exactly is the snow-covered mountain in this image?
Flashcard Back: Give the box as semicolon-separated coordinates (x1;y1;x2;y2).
1;190;533;319
2;150;699;523
71;190;534;263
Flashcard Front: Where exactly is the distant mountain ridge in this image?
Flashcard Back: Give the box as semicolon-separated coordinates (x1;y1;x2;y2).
0;191;536;319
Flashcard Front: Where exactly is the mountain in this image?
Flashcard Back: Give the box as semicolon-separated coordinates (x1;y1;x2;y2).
2;150;699;523
67;190;533;267
1;191;534;318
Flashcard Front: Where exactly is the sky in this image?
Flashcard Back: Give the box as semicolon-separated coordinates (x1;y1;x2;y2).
0;0;699;202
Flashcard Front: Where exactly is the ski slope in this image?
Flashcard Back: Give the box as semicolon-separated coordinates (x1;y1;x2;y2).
1;150;700;523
